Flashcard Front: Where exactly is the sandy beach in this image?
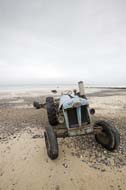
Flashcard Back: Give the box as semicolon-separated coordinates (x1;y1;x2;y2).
0;86;126;190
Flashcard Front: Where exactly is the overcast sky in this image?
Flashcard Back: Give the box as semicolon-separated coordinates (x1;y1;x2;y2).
0;0;126;86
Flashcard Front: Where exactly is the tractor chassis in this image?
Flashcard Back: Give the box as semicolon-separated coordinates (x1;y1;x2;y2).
51;124;102;138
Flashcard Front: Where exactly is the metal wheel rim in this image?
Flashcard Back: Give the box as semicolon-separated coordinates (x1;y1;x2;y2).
96;130;111;145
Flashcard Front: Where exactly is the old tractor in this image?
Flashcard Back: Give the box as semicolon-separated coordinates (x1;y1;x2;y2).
34;81;120;160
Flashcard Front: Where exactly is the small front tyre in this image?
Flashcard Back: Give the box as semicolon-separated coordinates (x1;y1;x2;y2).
94;120;120;151
44;125;59;160
33;101;41;109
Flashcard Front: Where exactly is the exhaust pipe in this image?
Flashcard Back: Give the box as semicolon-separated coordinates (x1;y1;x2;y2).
78;81;86;98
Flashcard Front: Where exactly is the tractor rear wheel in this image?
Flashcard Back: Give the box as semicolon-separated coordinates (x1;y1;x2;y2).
94;120;120;151
44;125;58;160
46;97;58;126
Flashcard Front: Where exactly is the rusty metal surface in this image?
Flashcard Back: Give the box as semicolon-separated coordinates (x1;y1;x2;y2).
68;125;93;137
93;126;103;134
54;124;94;138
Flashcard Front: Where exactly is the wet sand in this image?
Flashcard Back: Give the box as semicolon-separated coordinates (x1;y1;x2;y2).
0;87;126;190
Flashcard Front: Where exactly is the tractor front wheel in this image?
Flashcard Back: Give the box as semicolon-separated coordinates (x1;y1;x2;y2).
94;120;120;151
44;125;59;160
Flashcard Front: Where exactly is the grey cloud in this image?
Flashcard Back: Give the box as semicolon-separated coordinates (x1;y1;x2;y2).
0;0;126;85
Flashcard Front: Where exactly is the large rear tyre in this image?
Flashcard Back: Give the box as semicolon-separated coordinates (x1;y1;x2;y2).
44;125;58;160
94;120;120;151
46;97;58;126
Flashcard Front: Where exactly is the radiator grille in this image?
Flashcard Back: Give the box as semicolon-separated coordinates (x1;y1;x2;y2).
67;106;90;128
67;108;78;128
81;105;90;124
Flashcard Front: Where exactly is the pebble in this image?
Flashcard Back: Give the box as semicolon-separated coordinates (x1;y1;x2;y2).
101;169;106;172
62;163;68;168
55;185;60;190
32;135;42;139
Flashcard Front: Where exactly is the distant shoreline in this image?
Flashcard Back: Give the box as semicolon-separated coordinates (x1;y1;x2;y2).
86;86;126;89
0;84;126;92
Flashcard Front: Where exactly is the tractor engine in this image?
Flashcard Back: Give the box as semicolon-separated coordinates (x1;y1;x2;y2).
58;94;90;129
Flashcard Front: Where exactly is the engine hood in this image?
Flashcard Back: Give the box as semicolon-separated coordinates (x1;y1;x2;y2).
59;95;89;110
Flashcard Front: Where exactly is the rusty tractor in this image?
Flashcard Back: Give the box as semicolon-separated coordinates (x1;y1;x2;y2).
33;81;120;160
